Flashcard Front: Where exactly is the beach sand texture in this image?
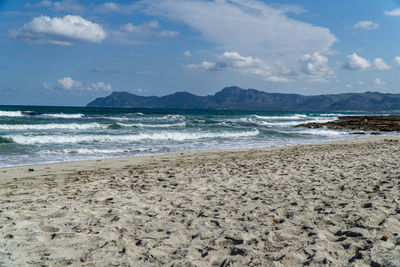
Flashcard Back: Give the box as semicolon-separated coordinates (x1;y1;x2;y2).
1;137;400;266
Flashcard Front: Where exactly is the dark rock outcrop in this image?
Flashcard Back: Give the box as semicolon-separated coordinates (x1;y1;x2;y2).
295;115;400;132
87;86;400;112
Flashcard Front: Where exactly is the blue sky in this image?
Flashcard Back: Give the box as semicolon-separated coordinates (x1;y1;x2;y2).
1;0;400;106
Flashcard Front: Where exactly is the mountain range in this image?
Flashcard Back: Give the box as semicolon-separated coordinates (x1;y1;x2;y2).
87;86;400;112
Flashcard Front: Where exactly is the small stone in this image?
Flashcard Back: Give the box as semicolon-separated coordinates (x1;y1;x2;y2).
110;215;119;222
381;234;389;241
370;261;381;267
220;258;232;267
4;234;13;239
363;203;373;208
28;168;34;172
225;237;243;245
348;251;363;263
230;247;246;256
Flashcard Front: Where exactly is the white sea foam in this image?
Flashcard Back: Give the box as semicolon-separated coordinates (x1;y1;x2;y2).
43;113;84;119
0;111;24;117
7;129;259;144
118;122;186;128
161;114;186;120
294;128;344;136
58;147;150;154
253;114;308;120
318;113;345;117
102;116;131;121
0;123;107;130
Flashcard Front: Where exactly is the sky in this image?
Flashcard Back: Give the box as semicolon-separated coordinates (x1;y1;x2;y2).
1;0;400;106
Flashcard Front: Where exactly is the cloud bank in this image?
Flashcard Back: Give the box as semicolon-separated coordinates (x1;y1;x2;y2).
186;51;291;82
342;53;391;71
26;0;85;12
112;20;179;44
14;15;107;45
142;0;337;61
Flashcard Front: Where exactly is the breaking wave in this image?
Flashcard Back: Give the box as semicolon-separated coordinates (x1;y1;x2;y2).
43;113;84;119
7;129;259;144
0;123;107;130
0;111;24;117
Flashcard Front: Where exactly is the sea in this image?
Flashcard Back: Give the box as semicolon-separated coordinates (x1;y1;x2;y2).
0;105;398;168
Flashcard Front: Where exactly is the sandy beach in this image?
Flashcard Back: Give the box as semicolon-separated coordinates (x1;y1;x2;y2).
1;137;400;266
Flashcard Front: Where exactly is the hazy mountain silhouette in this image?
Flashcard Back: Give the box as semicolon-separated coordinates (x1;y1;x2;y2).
87;86;400;112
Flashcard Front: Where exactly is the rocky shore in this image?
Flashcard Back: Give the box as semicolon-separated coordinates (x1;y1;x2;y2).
295;115;400;132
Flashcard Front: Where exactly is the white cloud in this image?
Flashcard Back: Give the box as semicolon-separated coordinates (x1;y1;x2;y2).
346;83;352;88
373;58;391;70
384;8;400;16
353;20;379;30
57;77;82;90
89;82;112;91
42;82;52;89
123;20;159;34
89;68;119;74
133;88;147;94
95;2;137;13
142;0;337;62
266;76;291;82
395;56;400;67
342;53;371;70
186;51;291;82
26;0;85;12
374;78;386;86
14;15;107;45
52;77;111;91
102;2;120;11
187;60;217;70
357;80;365;85
158;30;179;37
183;50;192;57
113;20;179;43
187;50;337;82
299;52;334;82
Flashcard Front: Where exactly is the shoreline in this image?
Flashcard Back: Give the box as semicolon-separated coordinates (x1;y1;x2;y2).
0;135;397;173
1;136;400;266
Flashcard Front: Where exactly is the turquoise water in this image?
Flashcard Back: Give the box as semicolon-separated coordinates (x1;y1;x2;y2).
0;106;397;168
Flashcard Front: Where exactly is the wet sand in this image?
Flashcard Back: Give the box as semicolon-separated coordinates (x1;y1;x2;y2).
1;137;400;266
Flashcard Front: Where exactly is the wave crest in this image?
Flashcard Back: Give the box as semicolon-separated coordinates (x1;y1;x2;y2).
7;129;259;144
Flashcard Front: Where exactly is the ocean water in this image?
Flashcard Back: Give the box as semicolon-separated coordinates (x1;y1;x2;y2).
0;106;397;168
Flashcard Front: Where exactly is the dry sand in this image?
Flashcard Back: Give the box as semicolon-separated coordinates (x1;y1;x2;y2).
1;137;400;266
